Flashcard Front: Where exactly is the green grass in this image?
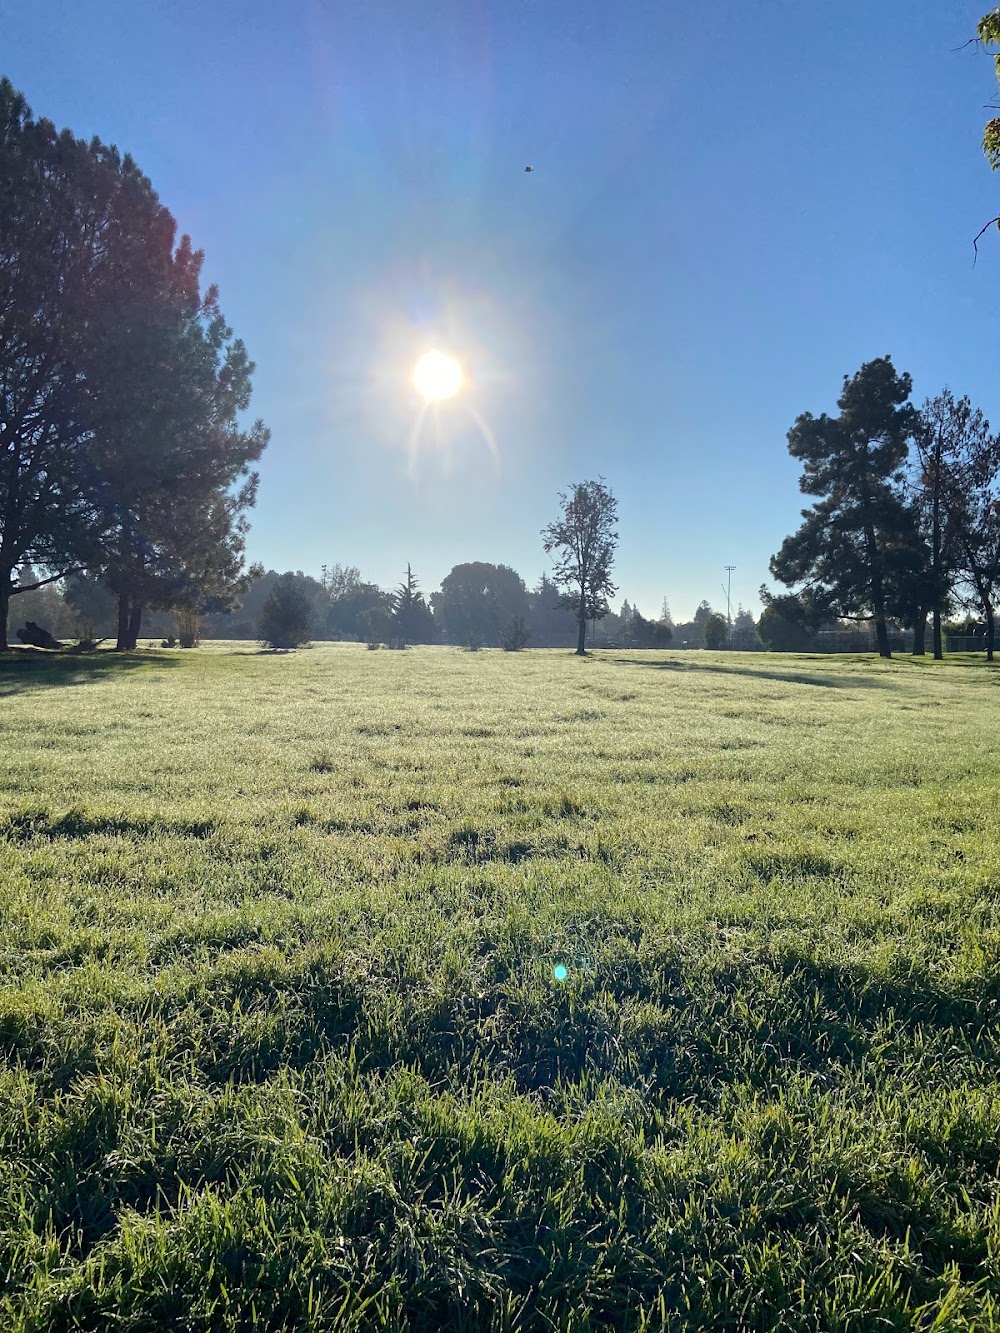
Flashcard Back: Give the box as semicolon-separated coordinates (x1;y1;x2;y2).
3;643;1000;1330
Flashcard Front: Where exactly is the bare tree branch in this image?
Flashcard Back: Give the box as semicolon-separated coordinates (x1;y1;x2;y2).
973;216;1000;266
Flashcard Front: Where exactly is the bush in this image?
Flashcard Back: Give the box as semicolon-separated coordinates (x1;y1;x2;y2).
160;635;178;648
500;616;532;652
259;574;314;650
466;634;483;652
175;609;201;649
360;608;395;649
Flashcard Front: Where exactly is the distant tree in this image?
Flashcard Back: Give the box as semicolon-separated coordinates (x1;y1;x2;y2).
630;611;672;648
659;598;673;626
435;562;529;646
258;573;314;650
770;357;917;659
733;605;756;633
327;580;392;641
392;564;436;644
542;479;619;656
359;606;395;648
693;600;715;626
762;594;816;655
500;616;532;652
703;613;728;650
320;563;362;601
526;572;578;647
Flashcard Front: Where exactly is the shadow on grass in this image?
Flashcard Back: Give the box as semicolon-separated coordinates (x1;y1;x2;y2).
0;648;181;698
601;656;891;690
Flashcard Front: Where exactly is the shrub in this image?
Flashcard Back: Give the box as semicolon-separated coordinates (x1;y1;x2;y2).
175;609;201;649
160;635;178;648
466;633;483;652
500;616;531;652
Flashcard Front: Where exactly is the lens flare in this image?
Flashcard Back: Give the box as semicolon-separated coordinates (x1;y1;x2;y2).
553;964;568;982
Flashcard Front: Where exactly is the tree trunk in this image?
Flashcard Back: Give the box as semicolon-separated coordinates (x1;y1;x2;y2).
127;603;143;650
873;612;891;659
116;592;131;651
932;608;943;661
987;602;995;664
911;610;927;656
860;468;891;658
576;591;587;655
0;574;10;653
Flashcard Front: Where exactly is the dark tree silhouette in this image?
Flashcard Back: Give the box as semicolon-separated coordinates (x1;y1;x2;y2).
433;562;529;646
258;573;315;650
0;78;267;652
542;479;619;656
770;357;916;659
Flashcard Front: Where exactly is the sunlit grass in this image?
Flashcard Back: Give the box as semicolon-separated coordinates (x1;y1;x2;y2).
2;644;1000;1328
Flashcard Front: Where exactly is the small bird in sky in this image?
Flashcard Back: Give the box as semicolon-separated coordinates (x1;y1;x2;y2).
524;165;534;173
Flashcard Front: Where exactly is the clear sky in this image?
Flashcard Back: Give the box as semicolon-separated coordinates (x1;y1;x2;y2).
5;0;1000;620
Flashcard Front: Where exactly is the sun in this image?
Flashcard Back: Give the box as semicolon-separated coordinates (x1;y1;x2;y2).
412;350;463;402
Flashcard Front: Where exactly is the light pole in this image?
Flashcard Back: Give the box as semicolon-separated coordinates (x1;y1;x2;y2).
723;566;735;628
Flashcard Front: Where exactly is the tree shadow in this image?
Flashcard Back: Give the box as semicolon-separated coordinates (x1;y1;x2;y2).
0;648;181;698
601;655;892;690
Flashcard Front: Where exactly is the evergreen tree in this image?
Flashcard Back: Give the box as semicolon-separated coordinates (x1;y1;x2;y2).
770;357;917;659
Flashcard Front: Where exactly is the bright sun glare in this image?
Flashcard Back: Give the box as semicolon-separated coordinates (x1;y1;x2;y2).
413;350;463;402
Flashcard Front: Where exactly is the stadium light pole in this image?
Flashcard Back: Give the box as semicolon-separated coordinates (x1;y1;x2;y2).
723;565;735;627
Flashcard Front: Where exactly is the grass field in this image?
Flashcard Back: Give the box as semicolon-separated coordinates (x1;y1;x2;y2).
3;643;1000;1330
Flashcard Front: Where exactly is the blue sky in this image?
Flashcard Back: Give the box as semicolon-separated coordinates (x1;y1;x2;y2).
5;0;1000;620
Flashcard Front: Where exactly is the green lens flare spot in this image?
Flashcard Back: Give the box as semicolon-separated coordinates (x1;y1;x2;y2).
553;963;568;982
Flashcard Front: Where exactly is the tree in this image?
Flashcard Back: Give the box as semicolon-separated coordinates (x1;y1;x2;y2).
526;572;578;647
659;598;673;626
320;563;362;601
500;616;532;651
703;613;728;650
693;600;715;626
757;601;814;652
912;392;997;659
392;564;436;645
629;611;672;648
770;357;917;659
434;562;529;646
258;573;314;649
327;579;392;641
541;479;619;656
0;78;267;652
0;79;163;649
